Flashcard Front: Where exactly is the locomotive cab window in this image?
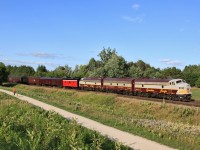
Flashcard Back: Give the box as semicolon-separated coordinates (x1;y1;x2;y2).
176;80;182;84
142;84;144;87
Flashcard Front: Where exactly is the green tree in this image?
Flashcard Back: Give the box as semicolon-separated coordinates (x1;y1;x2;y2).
14;65;35;77
135;60;151;71
52;65;72;78
98;47;117;64
195;76;200;88
128;66;143;78
104;54;128;78
36;65;48;77
160;67;182;79
182;65;200;86
0;62;8;84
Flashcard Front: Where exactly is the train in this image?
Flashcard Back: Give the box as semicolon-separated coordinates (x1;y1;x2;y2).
8;76;192;101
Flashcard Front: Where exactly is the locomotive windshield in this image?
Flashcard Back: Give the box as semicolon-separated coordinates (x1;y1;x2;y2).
176;79;186;84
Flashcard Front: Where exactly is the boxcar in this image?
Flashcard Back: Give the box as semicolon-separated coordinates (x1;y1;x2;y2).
27;77;40;85
8;76;21;83
63;79;79;88
103;78;135;94
39;77;63;87
79;77;103;90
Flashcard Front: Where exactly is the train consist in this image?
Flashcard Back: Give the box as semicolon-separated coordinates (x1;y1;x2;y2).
8;76;192;101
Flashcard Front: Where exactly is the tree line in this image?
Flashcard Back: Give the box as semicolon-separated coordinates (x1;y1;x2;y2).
0;47;200;87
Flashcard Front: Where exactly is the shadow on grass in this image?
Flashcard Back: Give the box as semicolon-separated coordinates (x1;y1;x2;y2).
2;83;18;87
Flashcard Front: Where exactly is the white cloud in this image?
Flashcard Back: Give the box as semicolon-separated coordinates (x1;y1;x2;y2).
160;59;183;66
16;52;65;59
122;15;145;23
132;4;140;10
1;58;59;67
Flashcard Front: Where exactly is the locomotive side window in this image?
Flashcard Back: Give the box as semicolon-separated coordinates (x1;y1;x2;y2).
142;84;144;87
162;85;164;88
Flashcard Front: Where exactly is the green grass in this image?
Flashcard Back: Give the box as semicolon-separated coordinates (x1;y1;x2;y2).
1;84;200;150
192;88;200;100
0;92;130;150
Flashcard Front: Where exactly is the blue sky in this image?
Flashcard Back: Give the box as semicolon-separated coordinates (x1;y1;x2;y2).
0;0;200;71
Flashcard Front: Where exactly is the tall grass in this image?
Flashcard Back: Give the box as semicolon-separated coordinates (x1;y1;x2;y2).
192;88;200;100
1;84;200;149
0;92;129;150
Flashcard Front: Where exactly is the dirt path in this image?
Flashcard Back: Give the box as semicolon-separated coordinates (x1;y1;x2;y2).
0;89;176;150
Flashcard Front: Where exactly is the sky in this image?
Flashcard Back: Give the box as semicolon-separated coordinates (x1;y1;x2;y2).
0;0;200;71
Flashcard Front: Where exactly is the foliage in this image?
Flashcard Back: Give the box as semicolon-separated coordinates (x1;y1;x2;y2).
7;65;35;77
0;62;9;84
98;47;117;64
160;67;182;79
104;54;128;77
35;65;48;77
182;65;200;86
196;77;200;88
0;92;129;150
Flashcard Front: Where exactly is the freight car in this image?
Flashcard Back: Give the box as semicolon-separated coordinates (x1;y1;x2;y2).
63;78;79;88
40;77;63;87
8;76;22;83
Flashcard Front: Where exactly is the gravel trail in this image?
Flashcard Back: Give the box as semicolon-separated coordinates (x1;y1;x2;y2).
0;89;176;150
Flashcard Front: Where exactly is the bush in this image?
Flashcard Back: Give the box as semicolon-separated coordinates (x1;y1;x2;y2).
195;77;200;88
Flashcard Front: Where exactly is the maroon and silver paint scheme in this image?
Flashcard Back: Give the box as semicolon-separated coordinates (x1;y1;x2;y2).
102;78;134;94
79;77;103;91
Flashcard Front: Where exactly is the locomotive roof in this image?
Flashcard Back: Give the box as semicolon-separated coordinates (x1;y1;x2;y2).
135;78;171;82
40;77;63;80
81;77;102;81
103;78;135;82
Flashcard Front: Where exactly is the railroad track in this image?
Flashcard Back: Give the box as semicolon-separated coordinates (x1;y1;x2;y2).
116;95;200;107
4;83;200;108
73;88;200;107
47;86;200;108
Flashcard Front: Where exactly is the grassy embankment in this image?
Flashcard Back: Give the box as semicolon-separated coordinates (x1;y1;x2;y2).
192;88;200;100
0;92;129;150
1;84;200;150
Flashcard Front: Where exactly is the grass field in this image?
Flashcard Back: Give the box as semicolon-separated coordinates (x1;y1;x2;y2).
1;84;200;150
0;92;129;150
192;88;200;100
